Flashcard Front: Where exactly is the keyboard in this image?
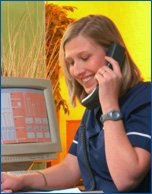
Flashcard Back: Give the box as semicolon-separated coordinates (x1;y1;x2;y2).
6;169;38;176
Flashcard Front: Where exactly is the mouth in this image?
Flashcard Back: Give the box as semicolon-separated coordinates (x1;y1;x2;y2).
82;75;94;84
81;75;97;92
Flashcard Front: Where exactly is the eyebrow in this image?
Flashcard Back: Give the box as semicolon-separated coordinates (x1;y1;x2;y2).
65;51;90;59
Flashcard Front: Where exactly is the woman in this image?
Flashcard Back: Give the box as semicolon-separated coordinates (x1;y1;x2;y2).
1;15;150;193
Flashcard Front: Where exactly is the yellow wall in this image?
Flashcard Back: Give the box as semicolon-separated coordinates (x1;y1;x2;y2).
49;1;151;161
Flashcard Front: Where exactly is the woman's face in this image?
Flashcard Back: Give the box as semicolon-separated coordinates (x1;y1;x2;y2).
64;35;106;94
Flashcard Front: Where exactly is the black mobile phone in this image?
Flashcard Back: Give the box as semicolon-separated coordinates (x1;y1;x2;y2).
81;43;125;109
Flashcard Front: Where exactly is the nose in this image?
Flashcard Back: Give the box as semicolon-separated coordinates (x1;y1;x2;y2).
72;62;85;77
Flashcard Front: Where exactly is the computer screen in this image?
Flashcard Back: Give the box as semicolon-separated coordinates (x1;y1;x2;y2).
1;77;62;171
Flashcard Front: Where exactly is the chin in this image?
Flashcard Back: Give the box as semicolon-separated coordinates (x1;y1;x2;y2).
85;87;96;95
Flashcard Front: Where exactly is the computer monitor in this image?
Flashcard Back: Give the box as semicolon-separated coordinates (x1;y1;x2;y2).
1;77;62;171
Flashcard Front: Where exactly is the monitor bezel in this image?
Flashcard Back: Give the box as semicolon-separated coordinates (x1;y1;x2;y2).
1;77;62;162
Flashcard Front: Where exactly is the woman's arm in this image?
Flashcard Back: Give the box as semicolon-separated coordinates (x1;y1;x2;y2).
1;154;81;192
40;153;81;188
95;57;150;191
104;119;150;192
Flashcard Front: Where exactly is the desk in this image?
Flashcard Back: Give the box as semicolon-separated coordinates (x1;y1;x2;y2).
12;187;103;193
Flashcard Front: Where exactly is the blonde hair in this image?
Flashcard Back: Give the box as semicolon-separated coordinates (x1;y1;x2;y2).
59;15;143;106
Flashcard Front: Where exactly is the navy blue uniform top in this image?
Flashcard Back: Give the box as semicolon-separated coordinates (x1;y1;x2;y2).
69;82;151;193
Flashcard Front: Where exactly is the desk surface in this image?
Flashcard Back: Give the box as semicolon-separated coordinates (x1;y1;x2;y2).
11;187;103;193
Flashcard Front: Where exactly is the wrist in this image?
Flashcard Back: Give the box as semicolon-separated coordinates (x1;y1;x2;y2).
36;171;48;187
102;106;120;114
100;110;123;124
20;172;44;188
101;100;119;113
15;174;27;191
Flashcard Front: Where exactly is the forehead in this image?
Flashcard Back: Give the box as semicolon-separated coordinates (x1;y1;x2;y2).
65;35;97;48
64;35;102;57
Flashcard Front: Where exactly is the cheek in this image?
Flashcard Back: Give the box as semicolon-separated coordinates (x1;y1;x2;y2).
95;52;107;68
92;58;105;71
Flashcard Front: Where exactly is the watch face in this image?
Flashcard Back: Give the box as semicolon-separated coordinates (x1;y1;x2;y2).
109;111;122;120
111;111;120;119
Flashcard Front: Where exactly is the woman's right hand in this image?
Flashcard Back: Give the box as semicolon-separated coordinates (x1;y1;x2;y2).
1;172;23;192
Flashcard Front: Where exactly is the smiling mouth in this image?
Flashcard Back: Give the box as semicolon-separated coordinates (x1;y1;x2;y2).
82;75;94;84
81;76;97;90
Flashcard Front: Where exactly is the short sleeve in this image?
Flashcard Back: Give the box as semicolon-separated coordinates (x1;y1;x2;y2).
68;129;79;156
121;82;151;152
126;103;151;152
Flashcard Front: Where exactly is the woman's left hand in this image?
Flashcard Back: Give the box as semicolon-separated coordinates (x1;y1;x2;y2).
95;56;123;110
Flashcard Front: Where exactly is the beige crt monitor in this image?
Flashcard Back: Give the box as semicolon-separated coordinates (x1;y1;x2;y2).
1;77;62;171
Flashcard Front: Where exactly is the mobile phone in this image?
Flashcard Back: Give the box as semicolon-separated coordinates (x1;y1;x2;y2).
81;43;125;109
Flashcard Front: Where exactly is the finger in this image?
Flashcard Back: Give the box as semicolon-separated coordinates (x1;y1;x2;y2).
1;181;13;193
99;66;112;74
97;67;110;78
105;56;121;73
1;173;11;191
95;71;105;83
1;182;7;192
1;190;12;193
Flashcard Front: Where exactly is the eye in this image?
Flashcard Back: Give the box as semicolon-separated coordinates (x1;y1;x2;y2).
80;55;90;61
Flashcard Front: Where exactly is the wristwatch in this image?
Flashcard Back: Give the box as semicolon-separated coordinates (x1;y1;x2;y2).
100;110;123;124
